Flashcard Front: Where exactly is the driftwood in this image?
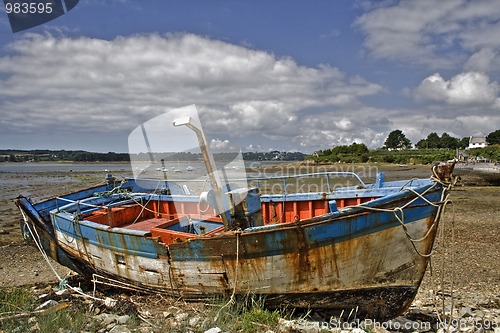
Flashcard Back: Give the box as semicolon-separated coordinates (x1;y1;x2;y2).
0;302;69;321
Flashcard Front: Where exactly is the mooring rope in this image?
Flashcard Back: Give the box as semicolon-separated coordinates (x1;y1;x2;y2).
357;166;456;258
371;164;458;331
18;208;110;303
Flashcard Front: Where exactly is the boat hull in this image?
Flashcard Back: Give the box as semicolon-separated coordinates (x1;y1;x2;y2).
17;178;445;320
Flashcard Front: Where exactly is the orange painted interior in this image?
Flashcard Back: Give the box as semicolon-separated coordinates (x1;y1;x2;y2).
260;196;377;224
83;196;379;244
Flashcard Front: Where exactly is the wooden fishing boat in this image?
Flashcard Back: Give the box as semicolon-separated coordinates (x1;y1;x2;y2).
16;113;456;320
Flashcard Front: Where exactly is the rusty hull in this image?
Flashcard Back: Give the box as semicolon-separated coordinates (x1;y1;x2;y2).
16;175;446;320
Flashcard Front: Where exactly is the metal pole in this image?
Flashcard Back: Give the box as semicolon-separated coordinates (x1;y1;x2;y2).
173;116;231;229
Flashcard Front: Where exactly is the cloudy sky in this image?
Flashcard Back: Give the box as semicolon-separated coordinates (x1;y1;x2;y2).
1;0;499;153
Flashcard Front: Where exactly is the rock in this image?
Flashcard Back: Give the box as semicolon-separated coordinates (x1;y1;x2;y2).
137;327;152;333
93;313;110;322
162;311;173;318
35;299;58;310
109;325;132;333
102;314;119;326
189;316;201;327
459;307;473;318
175;312;189;322
278;318;301;332
204;328;222;333
116;314;131;325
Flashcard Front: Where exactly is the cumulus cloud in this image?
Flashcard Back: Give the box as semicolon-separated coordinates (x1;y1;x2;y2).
210;138;237;151
355;0;500;69
413;72;500;106
0;33;385;151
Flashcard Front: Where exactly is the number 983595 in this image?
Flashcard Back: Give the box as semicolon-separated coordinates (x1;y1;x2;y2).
5;2;53;14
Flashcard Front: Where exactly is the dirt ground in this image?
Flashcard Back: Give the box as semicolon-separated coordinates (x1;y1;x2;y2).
0;163;498;312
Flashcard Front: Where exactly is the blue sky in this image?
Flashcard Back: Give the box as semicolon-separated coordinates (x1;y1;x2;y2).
1;0;499;153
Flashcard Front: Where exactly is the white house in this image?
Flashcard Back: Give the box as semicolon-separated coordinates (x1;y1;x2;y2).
468;136;487;149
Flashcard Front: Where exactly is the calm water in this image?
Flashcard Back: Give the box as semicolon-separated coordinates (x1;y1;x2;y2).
0;163;132;173
0;161;293;194
0;160;289;173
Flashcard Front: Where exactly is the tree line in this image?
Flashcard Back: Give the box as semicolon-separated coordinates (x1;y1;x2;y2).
1;149;306;163
384;129;500;150
309;129;500;164
2;129;499;165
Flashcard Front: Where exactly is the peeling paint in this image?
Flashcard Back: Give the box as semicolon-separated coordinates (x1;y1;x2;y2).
16;169;453;320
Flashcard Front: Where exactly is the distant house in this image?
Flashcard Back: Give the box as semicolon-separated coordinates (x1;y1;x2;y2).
468;136;487;149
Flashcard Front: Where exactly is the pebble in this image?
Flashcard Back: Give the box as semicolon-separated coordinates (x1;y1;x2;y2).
109;325;132;333
175;311;189;322
188;316;201;327
204;328;222;333
459;307;473;318
35;299;58;310
116;314;131;325
23;284;500;333
102;314;119;326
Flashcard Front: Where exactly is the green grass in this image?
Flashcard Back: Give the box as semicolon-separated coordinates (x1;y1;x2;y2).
239;301;281;332
0;287;35;332
0;287;98;333
1;288;285;333
197;296;283;333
